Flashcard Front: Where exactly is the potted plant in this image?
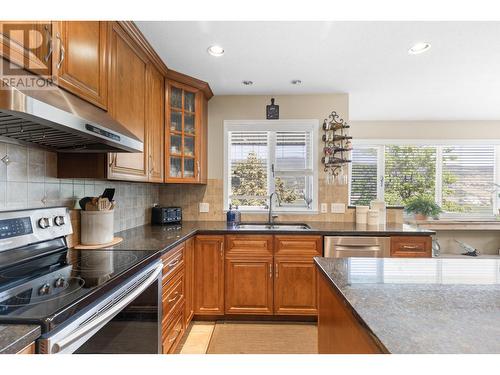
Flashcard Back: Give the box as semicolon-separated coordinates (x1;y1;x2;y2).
405;195;442;221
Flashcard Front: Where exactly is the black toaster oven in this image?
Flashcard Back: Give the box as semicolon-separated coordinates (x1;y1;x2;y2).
151;207;182;225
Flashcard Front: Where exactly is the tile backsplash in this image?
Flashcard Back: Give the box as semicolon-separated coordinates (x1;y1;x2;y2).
159;178;404;223
0;142;160;233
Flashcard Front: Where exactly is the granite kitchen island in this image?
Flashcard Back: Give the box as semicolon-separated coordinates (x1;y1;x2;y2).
314;257;500;354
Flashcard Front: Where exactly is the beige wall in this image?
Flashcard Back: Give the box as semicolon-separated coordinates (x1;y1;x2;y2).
207;94;349;179
350;120;500;140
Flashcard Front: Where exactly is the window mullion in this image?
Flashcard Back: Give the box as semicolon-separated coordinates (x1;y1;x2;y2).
377;145;385;201
435;146;443;207
268;131;276;195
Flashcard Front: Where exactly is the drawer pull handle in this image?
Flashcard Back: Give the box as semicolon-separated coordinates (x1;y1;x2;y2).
275;263;278;278
167;291;179;303
401;245;420;250
168;329;181;343
167;259;180;268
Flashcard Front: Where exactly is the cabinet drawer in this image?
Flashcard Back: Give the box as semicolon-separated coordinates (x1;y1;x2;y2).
162;304;185;354
225;235;273;257
274;235;323;256
162;243;184;282
391;236;432;257
162;269;185;323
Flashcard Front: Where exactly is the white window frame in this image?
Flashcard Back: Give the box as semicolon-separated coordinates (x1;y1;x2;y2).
350;139;500;219
223;119;319;213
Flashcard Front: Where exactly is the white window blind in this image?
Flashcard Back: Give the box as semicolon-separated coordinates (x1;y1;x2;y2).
441;146;495;215
224;120;318;212
350;146;378;205
349;141;500;218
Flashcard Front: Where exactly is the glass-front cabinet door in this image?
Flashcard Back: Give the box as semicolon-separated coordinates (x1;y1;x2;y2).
166;81;200;182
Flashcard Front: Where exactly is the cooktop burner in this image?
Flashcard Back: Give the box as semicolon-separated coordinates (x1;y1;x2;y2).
0;247;159;332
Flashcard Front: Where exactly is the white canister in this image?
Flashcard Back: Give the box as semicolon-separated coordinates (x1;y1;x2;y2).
355;205;369;224
80;210;114;245
367;209;379;226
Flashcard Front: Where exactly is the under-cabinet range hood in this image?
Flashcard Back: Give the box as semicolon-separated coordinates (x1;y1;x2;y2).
0;76;143;153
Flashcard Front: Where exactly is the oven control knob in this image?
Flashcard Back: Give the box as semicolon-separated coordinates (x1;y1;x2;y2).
54;277;65;288
54;216;65;226
38;283;51;296
38;217;51;229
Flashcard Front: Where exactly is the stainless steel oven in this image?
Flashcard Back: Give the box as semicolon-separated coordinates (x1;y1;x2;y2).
38;261;163;354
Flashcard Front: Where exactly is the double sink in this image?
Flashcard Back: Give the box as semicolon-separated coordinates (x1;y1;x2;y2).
234;223;311;231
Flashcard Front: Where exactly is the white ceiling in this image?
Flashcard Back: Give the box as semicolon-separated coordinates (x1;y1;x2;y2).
136;21;500;121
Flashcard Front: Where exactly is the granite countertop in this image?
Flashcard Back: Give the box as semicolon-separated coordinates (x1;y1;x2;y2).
314;257;500;354
0;325;40;354
107;221;434;255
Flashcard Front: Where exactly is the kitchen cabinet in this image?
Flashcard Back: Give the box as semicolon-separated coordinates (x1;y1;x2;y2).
161;243;186;354
184;237;194;326
51;21;109;109
107;22;148;181
194;235;225;315
0;21;53;76
274;258;318;315
317;269;383;354
146;63;165;182
273;235;321;315
225;257;274;315
390;236;432;258
224;235;274;314
165;80;207;183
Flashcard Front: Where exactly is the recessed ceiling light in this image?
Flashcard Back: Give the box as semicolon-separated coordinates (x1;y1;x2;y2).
207;45;224;57
408;42;431;55
242;80;253;86
291;79;302;85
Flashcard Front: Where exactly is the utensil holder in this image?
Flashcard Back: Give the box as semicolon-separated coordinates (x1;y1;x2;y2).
80;210;114;245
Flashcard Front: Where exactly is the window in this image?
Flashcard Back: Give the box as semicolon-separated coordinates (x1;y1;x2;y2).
349;141;499;218
224;120;318;212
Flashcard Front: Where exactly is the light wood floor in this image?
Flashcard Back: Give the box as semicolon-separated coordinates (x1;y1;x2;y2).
176;321;317;354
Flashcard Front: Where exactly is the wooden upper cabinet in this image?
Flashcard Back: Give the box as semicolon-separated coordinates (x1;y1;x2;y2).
51;21;109;109
107;22;148;181
165;81;206;183
146;63;165;182
194;235;225;315
0;21;53;76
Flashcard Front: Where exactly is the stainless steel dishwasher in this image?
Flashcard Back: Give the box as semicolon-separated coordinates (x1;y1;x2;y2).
324;236;391;258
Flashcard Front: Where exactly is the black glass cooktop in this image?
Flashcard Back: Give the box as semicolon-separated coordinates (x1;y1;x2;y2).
0;241;159;332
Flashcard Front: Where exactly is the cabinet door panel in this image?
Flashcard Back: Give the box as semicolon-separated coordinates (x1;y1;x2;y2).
194;235;224;315
107;23;148;181
225;257;273;315
184;237;194;325
146;63;164;182
274;258;317;315
54;21;108;109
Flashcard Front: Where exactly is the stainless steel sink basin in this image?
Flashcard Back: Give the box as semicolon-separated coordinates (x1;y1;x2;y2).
235;223;311;230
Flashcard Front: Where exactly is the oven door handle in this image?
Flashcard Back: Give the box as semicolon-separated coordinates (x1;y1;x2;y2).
51;263;162;354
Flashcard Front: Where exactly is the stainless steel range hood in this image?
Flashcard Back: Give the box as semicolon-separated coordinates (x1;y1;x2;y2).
0;76;143;153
